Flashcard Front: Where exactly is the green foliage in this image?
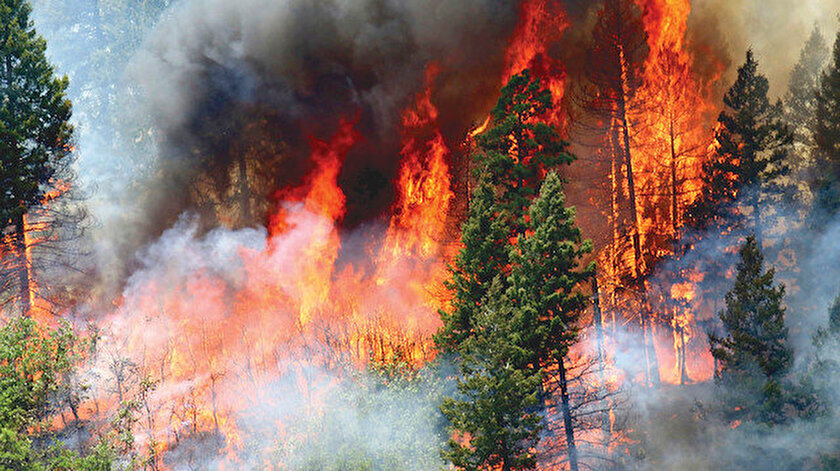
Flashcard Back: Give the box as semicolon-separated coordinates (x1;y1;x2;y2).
436;177;510;354
686;51;791;236
438;69;573;356
439;72;592;471
441;175;594;470
473;69;573;237
0;0;73;224
709;236;796;424
507;171;594;371
0;317;114;470
441;280;543;471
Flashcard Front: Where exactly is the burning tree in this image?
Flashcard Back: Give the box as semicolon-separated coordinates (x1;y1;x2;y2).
0;0;75;316
575;0;660;387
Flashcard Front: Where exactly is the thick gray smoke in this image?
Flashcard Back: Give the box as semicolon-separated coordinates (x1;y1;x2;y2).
691;0;840;97
107;0;521;288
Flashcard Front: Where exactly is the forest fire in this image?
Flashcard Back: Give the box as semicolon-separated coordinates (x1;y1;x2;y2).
4;0;838;469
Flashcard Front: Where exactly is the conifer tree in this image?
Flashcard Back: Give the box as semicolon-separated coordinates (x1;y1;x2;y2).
709;235;793;424
0;0;74;314
506;171;594;471
436;177;510;354
813;25;840;219
441;279;543;471
784;25;829;207
473;69;573;238
786;26;829;150
686;51;791;245
438;70;572;354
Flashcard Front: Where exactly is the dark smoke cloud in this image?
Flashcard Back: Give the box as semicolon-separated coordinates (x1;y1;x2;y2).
121;0;520;260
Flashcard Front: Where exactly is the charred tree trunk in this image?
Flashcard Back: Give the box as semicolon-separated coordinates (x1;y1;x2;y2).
614;15;659;386
237;152;251;226
670;117;679;241
558;359;579;471
617;77;660;389
592;274;612;447
13;212;31;316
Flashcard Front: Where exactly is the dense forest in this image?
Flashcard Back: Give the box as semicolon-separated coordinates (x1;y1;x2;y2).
4;0;840;469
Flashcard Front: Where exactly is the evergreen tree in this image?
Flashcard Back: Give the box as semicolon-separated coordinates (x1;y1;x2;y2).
686;51;791;245
507;171;594;376
709;235;793;424
784;25;829;208
438;70;572;354
473;69;573;238
436;177;510;354
0;0;73;314
786;26;829;150
506;171;594;471
441;279;543;471
813;24;840;219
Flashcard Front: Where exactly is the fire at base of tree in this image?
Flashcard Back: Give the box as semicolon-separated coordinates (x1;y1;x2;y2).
5;0;840;469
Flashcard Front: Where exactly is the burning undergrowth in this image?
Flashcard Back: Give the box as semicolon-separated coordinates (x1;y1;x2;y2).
12;0;840;468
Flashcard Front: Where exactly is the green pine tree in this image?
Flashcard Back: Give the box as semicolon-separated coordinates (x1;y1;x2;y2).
813;24;840;220
686;50;791;245
473;69;573;238
441;278;543;471
438;70;573;355
506;171;594;471
436;176;510;354
0;0;73;314
709;235;794;424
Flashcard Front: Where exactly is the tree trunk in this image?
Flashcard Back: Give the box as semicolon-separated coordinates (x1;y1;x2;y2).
558;359;579;471
670;117;679;241
592;275;612;448
615;41;659;388
13;212;31;316
238;152;251;226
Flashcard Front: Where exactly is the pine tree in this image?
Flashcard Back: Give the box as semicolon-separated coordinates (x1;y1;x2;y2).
786;26;829;150
574;1;664;387
436;176;510;354
473;69;573;238
438;70;572;354
709;235;793;424
784;25;829;209
506;171;594;471
686;51;791;245
441;279;543;471
813;24;840;220
0;0;73;315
